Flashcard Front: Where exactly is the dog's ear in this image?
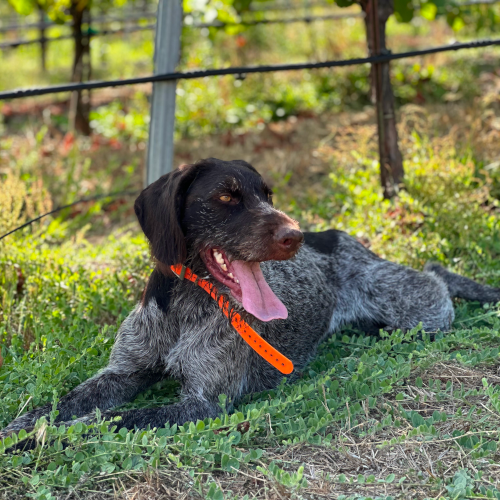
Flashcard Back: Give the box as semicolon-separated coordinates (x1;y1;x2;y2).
134;163;200;268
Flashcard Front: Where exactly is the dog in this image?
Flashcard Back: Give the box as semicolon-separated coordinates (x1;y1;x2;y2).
2;157;500;436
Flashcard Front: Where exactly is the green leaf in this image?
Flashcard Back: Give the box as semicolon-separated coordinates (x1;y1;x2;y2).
452;16;465;31
228;431;241;445
8;0;35;16
335;0;355;7
420;2;437;20
206;482;224;500
411;412;425;427
394;0;414;22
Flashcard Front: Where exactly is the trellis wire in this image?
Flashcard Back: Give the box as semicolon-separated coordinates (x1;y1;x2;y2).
0;38;499;101
0;190;140;242
0;12;366;49
1;0;498;49
1;5;499;238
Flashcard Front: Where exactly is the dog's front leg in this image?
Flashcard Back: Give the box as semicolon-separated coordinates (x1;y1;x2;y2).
1;300;173;438
101;394;221;431
1;368;162;437
92;327;249;431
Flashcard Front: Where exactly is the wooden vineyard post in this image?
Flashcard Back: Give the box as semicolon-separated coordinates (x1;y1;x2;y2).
69;0;92;135
361;0;404;198
38;3;47;73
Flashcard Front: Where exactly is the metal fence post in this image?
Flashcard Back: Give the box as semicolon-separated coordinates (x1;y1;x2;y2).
370;0;387;193
146;0;183;186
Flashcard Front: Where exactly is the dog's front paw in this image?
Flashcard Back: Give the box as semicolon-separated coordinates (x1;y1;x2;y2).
0;425;38;452
0;429;12;441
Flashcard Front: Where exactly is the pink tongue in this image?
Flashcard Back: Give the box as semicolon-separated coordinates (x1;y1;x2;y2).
230;261;288;321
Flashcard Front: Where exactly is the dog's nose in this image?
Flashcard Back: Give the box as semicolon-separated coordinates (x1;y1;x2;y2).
275;227;304;252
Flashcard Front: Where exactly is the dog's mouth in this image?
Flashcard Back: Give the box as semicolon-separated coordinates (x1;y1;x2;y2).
201;248;288;322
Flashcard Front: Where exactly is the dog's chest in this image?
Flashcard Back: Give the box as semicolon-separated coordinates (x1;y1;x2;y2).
259;248;336;365
161;286;246;377
162;247;336;381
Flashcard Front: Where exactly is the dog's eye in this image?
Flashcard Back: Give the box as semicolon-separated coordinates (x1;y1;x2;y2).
219;195;232;203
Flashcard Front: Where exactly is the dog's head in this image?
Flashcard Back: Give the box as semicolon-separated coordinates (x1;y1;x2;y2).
134;158;303;321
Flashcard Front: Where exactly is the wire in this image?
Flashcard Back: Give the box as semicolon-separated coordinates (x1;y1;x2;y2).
194;11;364;28
3;0;498;49
0;0;497;34
0;37;499;100
247;0;499;10
0;13;367;49
0;24;155;49
0;11;158;32
0;189;140;241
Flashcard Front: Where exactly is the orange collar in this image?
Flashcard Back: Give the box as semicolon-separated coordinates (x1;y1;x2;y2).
170;264;293;375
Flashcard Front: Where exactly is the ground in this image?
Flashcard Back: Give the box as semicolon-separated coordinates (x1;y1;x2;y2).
1;3;500;499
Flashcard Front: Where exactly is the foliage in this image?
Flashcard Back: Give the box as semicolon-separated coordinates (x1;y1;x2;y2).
0;172;52;241
2;10;497;139
327;0;500;32
6;0;149;22
8;0;68;21
182;0;500;34
8;0;78;23
2;124;500;497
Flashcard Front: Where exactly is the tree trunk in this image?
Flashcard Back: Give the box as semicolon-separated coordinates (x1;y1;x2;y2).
38;3;46;72
69;0;91;135
360;0;404;198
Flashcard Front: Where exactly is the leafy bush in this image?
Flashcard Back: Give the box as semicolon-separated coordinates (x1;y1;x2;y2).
0;172;52;241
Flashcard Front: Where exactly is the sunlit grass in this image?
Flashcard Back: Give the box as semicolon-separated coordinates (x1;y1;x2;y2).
1;4;500;497
2;115;500;497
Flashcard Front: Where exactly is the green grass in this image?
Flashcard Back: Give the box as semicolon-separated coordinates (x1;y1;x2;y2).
1;4;500;498
2;120;500;498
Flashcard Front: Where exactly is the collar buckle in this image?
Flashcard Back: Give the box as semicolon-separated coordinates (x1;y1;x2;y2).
177;265;187;281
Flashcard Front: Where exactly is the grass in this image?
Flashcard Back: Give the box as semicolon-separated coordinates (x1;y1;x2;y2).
1;3;500;498
2;96;500;498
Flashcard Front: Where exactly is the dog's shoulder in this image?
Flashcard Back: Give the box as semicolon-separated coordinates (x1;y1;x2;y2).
303;229;344;255
304;229;380;261
141;267;177;315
